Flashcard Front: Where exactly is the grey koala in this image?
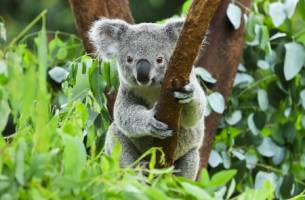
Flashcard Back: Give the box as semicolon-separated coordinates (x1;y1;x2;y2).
89;18;206;180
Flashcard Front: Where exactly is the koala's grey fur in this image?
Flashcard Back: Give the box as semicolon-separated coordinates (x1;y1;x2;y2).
89;18;206;180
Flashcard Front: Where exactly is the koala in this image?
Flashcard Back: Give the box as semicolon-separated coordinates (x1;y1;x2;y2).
89;18;206;180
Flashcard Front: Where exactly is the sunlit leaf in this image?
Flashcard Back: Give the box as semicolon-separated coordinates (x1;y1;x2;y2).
210;170;237;187
227;3;242;30
195;67;217;84
208;92;225;114
48;66;69;83
269;2;286;27
284;42;305;80
208;150;223;168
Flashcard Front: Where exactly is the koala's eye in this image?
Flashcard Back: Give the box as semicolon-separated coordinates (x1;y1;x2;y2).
156;57;164;64
127;56;133;64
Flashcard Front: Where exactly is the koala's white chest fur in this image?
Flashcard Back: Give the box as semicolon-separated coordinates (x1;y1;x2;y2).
131;86;161;108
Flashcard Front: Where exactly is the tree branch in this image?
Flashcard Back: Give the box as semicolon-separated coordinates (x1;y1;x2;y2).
153;0;221;167
69;0;134;53
196;0;251;169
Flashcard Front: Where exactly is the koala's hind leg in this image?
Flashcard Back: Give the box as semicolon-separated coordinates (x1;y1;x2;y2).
174;148;200;180
105;124;140;167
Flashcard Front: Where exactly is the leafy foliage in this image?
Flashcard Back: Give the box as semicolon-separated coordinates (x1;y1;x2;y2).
0;0;305;199
198;0;305;199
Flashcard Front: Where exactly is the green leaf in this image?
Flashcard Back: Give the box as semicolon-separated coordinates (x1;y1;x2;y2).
180;182;213;200
195;68;217;84
253;111;266;130
15;140;26;185
208;150;223;168
0;100;10;133
254;171;277;190
257;89;269;111
226;179;236;200
122;185;149;200
89;60;106;107
284;42;305;80
280;175;294;198
182;0;192;14
48;66;69;83
56;48;68;60
226;3;242;30
269;2;286;27
245;152;258;170
284;0;299;18
257;60;269;70
63;135;87;179
257;137;285;165
199;169;210;187
300;89;305;109
225;110;242;125
210;170;237;187
208;92;225;114
247;113;260;135
282;122;296;144
0;22;6;44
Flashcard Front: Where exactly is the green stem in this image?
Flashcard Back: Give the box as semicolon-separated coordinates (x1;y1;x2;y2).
7;9;47;49
238;74;277;97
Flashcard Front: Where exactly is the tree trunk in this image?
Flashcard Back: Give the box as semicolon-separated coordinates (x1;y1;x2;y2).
196;0;251;169
69;0;134;53
153;0;220;167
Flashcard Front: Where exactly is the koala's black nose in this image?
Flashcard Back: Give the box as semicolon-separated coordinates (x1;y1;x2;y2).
136;59;151;84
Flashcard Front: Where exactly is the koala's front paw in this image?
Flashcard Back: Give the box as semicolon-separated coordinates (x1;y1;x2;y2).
149;117;173;139
173;83;194;104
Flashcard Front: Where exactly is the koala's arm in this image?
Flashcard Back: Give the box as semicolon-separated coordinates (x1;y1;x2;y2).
114;87;172;139
180;71;206;128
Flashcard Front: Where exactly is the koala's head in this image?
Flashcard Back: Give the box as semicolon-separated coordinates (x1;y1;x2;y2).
89;18;184;88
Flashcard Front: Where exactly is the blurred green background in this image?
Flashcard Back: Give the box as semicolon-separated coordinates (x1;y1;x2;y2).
1;0;185;41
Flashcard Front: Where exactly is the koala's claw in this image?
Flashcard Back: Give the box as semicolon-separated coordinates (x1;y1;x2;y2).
173;83;194;104
149;118;173;139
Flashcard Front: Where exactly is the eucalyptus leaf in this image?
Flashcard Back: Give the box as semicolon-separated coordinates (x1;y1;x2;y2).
0;22;6;43
233;73;254;87
48;66;69;83
257;60;270;70
225;110;242;125
226;179;236;200
284;42;305;81
284;0;299;18
255;171;278;190
270;32;287;41
232;149;245;160
247;113;260;135
257;137;284;164
269;2;286;27
245;153;258;169
258;89;269;111
208;150;223;168
208;92;225;114
300;89;305;109
226;3;242;30
195;67;217;84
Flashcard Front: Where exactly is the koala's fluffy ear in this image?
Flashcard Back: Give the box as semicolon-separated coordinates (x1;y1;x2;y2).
164;19;185;41
89;18;129;59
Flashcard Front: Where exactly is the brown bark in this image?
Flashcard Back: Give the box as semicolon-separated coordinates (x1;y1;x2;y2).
153;0;221;167
196;0;251;169
69;0;134;53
